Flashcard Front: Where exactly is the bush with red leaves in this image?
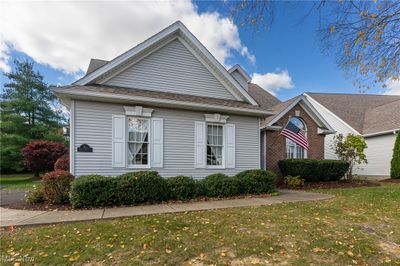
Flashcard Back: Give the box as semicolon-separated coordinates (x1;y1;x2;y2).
54;154;70;171
42;170;74;204
22;140;68;177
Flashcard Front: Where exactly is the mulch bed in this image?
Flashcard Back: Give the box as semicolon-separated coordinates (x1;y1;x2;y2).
3;193;277;211
278;180;380;190
380;178;400;183
3;202;73;211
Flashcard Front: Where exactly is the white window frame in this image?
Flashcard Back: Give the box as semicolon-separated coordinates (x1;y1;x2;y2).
285;117;308;159
126;117;151;169
206;123;225;169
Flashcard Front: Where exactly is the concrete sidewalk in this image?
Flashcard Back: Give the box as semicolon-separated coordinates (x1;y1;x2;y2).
0;190;334;227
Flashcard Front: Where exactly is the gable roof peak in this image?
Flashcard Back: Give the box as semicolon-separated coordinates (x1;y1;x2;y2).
86;58;108;74
74;21;258;105
228;64;251;82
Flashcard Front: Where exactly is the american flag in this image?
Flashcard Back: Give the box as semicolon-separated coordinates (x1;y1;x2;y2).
280;121;309;150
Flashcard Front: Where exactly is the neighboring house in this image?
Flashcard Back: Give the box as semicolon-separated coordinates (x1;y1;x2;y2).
305;93;400;177
53;21;272;178
260;92;400;178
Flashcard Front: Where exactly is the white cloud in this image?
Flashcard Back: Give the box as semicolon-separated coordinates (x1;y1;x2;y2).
0;0;254;74
383;79;400;95
0;39;11;73
251;70;294;95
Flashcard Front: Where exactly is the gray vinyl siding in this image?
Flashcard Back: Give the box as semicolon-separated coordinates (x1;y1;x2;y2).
353;134;395;177
73;100;259;178
231;70;248;91
104;39;236;100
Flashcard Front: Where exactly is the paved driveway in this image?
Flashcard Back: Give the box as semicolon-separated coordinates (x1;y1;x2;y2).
0;189;29;206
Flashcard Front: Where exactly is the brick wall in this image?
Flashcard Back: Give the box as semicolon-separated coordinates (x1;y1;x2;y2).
263;103;325;178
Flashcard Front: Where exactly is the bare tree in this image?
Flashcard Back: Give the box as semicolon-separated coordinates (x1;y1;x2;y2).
230;0;400;90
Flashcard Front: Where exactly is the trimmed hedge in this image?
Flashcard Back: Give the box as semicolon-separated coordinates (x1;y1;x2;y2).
70;170;277;208
203;173;240;198
117;171;169;204
235;169;276;194
278;159;350;182
167;175;200;200
70;175;117;208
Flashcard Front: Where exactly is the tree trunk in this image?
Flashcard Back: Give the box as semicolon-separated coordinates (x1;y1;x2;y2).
33;171;40;178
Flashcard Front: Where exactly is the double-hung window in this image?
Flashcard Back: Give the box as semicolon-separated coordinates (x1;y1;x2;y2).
127;117;149;167
207;124;223;166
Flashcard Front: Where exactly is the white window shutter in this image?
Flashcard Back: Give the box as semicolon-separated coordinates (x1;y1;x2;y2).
194;121;206;168
112;115;126;167
151;118;163;168
224;124;235;168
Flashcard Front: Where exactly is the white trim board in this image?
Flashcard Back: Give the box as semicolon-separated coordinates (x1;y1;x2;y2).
362;128;399;138
264;95;335;133
69;100;75;175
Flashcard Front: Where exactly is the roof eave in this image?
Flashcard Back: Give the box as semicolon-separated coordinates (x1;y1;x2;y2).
52;87;272;117
362;128;399;138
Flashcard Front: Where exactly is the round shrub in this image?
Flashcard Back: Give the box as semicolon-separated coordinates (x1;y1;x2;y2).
70;175;117;208
54;154;69;171
25;184;45;204
117;171;169;204
168;176;198;200
278;159;350;182
22;140;68;177
235;169;277;194
203;173;239;198
42;170;74;204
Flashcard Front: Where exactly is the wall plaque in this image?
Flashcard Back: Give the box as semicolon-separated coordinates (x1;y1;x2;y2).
77;144;93;152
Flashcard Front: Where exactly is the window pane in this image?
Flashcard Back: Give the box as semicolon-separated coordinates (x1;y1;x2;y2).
128;118;148;142
127;118;149;165
207;124;223;166
286;139;295;159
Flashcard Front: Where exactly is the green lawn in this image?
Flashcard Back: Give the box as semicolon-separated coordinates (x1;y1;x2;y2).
0;174;37;190
1;185;399;265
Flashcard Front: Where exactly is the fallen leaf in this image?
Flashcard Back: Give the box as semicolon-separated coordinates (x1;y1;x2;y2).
313;247;324;253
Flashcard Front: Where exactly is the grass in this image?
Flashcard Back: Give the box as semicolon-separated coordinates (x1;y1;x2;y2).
0;174;38;190
1;185;399;265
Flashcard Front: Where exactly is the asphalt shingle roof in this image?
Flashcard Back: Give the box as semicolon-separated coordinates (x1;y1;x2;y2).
306;92;400;134
247;83;280;111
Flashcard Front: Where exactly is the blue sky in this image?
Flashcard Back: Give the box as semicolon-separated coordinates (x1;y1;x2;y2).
0;1;391;101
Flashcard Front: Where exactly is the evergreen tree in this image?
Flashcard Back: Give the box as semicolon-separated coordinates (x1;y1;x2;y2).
1;60;65;172
391;132;400;179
